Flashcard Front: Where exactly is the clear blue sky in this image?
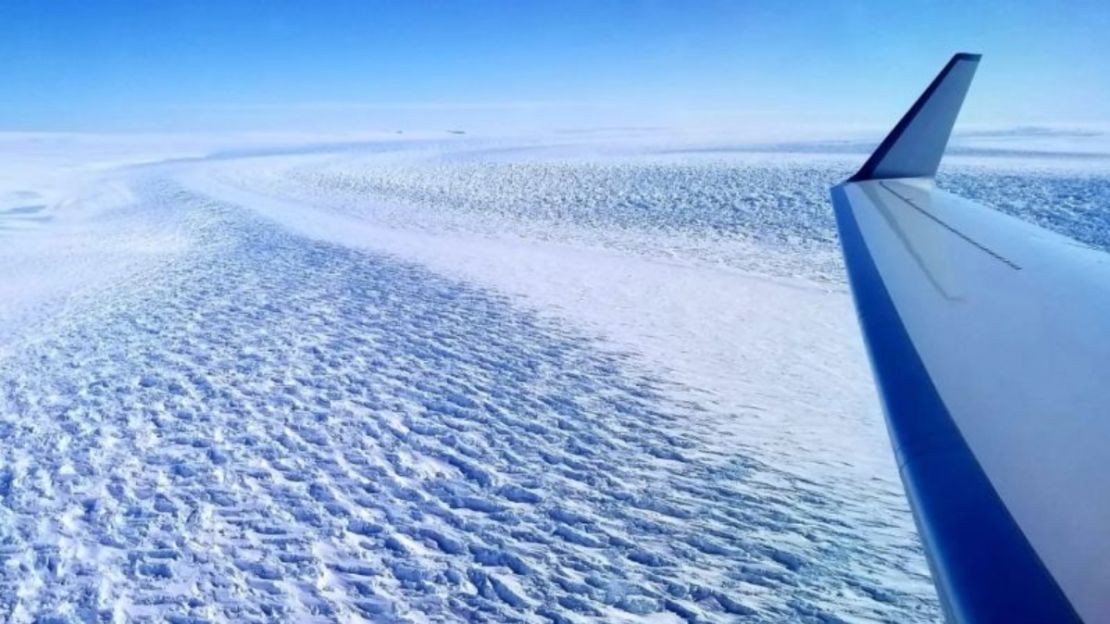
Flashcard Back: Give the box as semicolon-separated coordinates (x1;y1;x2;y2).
1;0;1108;134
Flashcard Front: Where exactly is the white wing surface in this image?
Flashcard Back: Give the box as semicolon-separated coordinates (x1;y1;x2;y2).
832;53;1107;623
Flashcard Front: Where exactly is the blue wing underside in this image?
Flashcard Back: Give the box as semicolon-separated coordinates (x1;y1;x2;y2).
833;55;1110;623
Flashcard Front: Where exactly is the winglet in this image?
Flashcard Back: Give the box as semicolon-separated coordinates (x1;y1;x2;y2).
849;53;981;182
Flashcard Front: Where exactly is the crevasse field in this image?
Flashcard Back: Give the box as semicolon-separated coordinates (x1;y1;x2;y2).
1;132;1108;623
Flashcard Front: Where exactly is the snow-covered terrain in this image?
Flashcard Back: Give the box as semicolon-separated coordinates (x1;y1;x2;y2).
1;133;1108;623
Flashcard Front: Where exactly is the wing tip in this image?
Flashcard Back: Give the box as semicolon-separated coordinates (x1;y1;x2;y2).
848;52;982;183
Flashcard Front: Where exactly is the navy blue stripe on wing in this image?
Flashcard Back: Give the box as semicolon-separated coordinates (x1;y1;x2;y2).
831;184;1079;624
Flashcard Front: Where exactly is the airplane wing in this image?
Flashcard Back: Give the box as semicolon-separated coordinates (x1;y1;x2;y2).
832;54;1109;623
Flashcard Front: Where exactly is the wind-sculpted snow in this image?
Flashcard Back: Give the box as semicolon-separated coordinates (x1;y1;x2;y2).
216;148;1110;283
4;137;1109;623
287;161;844;244
220;155;854;282
0;180;938;622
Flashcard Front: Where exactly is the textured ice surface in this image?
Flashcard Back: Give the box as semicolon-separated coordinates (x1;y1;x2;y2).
1;135;1108;623
210;149;854;283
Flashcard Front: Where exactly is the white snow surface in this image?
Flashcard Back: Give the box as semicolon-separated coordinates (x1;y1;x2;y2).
2;133;1108;623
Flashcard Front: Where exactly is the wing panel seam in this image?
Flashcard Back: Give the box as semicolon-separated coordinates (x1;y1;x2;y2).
877;181;1022;270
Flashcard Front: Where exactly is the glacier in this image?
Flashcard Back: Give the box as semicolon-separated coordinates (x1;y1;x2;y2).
1;133;1108;623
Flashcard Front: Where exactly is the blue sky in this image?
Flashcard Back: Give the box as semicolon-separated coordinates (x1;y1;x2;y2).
1;0;1108;134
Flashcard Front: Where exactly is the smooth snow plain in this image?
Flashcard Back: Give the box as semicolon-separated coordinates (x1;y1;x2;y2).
1;133;1108;623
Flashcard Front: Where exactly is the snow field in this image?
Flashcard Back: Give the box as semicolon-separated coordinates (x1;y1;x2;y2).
3;135;1108;622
